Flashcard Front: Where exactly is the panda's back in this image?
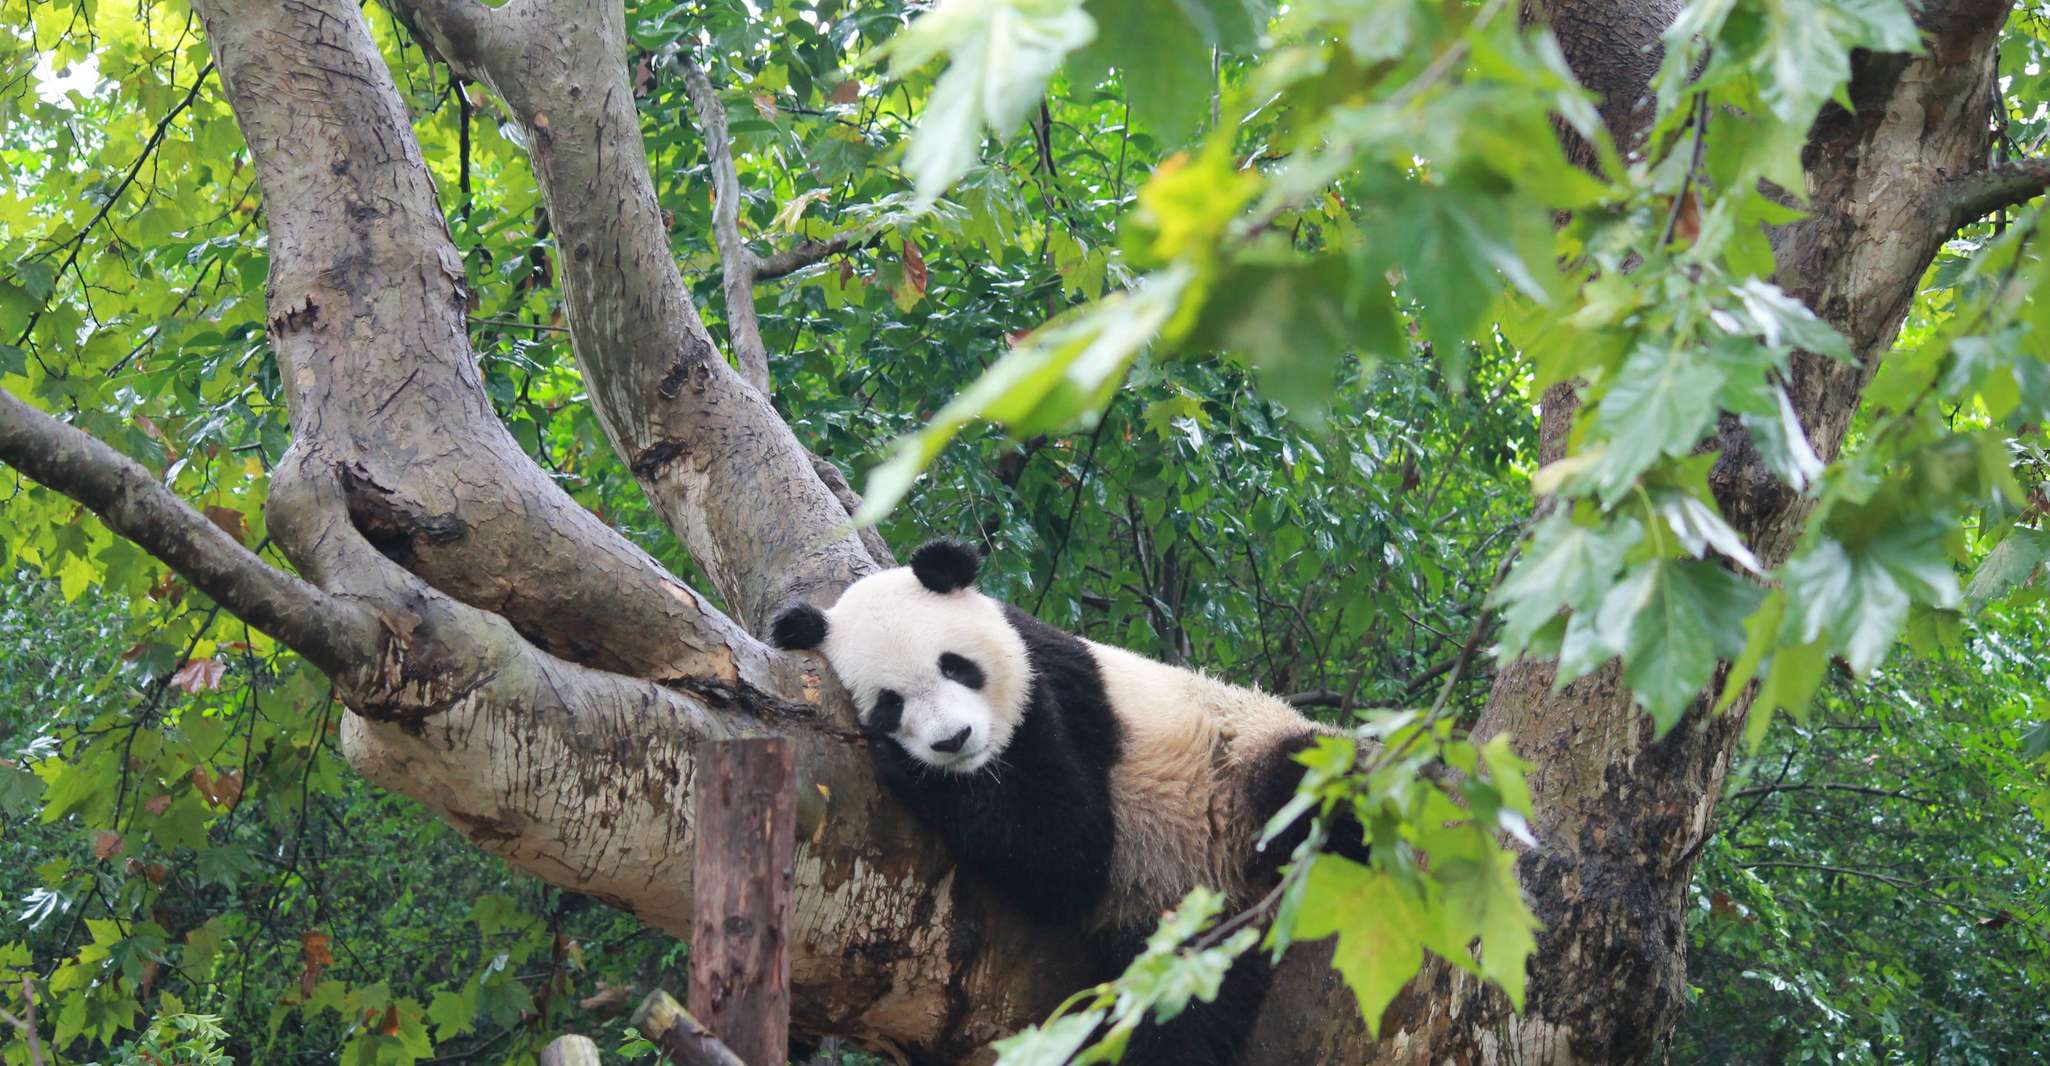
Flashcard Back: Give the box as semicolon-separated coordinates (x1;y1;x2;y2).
1080;641;1319;928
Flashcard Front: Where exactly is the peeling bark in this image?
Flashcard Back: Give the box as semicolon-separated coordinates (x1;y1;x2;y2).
183;0;1082;1056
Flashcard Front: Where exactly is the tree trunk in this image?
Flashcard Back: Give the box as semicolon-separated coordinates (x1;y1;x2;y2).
1249;2;2013;1061
0;0;2022;1061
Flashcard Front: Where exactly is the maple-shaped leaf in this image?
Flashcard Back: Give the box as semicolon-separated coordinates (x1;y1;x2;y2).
1292;857;1433;1036
170;657;227;693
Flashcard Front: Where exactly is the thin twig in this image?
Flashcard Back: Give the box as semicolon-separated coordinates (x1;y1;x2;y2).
0;978;48;1066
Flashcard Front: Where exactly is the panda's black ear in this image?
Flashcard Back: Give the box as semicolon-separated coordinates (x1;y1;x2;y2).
909;539;983;594
770;604;829;651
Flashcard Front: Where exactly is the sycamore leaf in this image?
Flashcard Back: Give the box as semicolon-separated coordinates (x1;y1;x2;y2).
1964;528;2050;609
1292;857;1429;1037
858;264;1193;523
878;0;1096;204
1649;487;1763;573
1429;845;1540;1010
1490;511;1644;656
993;1010;1106;1066
170;657;227;693
1597;560;1763;732
1588;344;1726;502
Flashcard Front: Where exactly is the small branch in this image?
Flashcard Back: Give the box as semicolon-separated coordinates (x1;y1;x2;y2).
1729;781;1938;803
679;56;770;395
0;978;48;1066
633;990;750;1066
808;451;893;566
754;228;880;281
0;387;375;674
1944;157;2050;230
1286;689;1347;709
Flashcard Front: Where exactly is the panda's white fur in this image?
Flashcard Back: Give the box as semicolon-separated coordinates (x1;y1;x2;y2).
810;567;1031;774
772;540;1349;1065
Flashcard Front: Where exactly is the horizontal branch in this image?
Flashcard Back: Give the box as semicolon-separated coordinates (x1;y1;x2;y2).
0;387;375;674
754;228;881;281
1729;781;1938;803
1944;157;2050;229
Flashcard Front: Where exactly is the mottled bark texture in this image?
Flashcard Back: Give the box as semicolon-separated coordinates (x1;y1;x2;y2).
0;0;2027;1060
182;0;1084;1057
1247;3;2014;1063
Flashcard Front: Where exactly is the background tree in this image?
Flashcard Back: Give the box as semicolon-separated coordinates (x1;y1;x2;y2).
1;0;2046;1063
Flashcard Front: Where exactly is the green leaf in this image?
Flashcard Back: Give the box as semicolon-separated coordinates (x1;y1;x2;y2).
1076;0;1212;144
1194;255;1393;422
1649;486;1763;573
993;1010;1108;1066
1292;857;1430;1037
878;0;1098;204
1964;528;2050;609
1588;343;1726;502
1723;278;1851;361
1747;638;1828;749
1716;588;1786;714
857;264;1194;523
1598;560;1764;732
1429;842;1540;1010
1490;511;1644;656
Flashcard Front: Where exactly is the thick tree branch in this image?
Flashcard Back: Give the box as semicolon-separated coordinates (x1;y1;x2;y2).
387;0;881;629
0;388;374;675
1944;156;2050;229
678;56;771;395
180;3;1083;1057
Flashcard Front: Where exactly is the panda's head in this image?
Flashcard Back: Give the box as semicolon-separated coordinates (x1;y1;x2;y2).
770;539;1030;774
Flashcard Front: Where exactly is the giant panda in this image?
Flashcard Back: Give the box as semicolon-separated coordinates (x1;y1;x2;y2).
770;539;1362;1066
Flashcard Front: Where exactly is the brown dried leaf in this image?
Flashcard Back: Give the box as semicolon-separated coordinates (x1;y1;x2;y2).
170;657;227;693
204;506;247;544
902;239;928;297
93;831;125;861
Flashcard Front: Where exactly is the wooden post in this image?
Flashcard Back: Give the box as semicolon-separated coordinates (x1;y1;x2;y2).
690;736;795;1066
537;1034;600;1066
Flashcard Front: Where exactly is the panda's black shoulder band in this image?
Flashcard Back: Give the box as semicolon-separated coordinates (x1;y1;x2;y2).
770;604;829;650
909;538;983;593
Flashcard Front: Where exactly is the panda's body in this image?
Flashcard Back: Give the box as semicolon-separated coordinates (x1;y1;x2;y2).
772;541;1342;1065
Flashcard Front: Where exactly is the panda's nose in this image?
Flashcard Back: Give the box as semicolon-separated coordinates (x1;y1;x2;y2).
931;726;973;754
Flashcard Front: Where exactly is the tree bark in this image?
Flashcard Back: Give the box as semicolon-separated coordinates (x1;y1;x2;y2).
0;0;2025;1061
179;0;1085;1058
690;738;795;1066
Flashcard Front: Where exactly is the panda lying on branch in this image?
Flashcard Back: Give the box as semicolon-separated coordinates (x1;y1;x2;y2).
772;539;1366;1066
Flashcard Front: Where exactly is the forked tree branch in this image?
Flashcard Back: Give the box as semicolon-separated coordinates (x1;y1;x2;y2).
0;388;374;674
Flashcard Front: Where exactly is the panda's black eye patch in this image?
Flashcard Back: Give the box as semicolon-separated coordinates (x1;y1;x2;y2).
938;653;985;690
870;689;904;733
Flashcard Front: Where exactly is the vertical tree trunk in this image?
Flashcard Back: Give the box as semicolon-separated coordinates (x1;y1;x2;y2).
1247;3;2012;1061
